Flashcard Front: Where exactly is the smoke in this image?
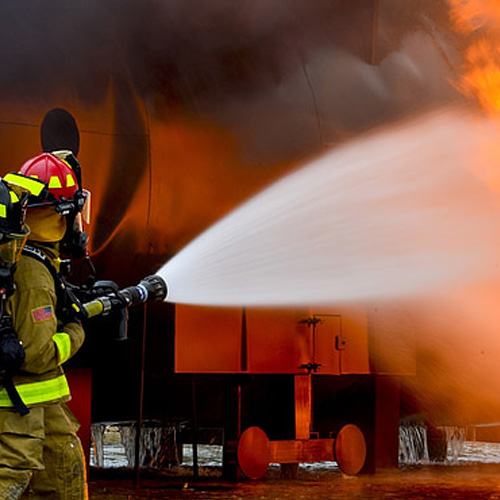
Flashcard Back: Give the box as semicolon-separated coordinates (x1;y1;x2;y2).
0;1;362;101
0;1;461;112
0;1;467;175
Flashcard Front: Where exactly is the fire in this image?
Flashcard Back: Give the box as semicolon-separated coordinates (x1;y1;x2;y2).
448;0;500;113
444;1;500;196
460;40;500;112
448;0;500;31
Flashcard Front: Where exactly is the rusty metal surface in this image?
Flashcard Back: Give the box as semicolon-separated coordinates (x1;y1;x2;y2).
268;439;335;464
236;427;270;480
175;304;413;375
294;375;312;439
334;423;367;475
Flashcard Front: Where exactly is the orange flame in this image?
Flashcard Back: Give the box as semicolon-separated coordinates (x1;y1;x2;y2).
460;40;500;112
448;0;500;113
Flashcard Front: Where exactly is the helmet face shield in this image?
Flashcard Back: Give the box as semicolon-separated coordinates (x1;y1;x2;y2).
81;189;91;225
0;231;29;268
60;190;90;258
75;213;83;233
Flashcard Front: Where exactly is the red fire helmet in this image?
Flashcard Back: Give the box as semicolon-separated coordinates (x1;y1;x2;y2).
19;152;78;201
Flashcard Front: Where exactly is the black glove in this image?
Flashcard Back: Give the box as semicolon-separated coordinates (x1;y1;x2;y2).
0;321;25;376
58;287;87;325
57;305;82;325
0;318;29;415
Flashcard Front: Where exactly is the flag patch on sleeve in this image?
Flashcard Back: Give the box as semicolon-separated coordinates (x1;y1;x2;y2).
32;305;53;323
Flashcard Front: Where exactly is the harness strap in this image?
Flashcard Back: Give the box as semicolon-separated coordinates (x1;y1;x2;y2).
22;245;65;304
2;375;29;415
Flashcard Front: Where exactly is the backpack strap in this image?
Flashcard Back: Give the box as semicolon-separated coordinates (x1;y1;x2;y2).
22;245;87;322
22;243;61;288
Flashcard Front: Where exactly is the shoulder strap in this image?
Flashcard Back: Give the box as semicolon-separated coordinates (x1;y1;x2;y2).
21;245;87;322
22;244;66;306
22;244;57;276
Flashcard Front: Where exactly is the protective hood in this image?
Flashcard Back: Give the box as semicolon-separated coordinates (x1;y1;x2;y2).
25;206;66;243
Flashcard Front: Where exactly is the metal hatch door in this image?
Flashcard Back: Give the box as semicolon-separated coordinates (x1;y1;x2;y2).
301;314;343;375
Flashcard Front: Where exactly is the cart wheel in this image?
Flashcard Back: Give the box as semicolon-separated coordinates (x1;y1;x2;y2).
334;423;367;475
237;426;270;480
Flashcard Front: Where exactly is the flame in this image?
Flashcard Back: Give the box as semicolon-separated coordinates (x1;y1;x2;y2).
460;40;500;112
445;1;500;197
448;0;500;113
448;0;500;31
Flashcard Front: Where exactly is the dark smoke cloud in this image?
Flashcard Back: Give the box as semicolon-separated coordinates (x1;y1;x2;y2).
0;0;459;105
0;0;466;167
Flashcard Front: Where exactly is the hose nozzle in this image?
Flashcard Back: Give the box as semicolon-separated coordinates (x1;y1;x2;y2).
82;275;168;341
83;274;167;320
117;275;168;307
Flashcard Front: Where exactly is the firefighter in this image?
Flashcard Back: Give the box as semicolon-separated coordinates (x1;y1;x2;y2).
0;151;90;500
0;173;44;499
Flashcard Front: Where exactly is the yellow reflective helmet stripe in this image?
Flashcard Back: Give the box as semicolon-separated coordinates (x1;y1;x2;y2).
0;375;70;407
0;204;5;218
49;175;62;189
9;191;19;203
4;172;46;197
66;174;76;188
53;332;71;365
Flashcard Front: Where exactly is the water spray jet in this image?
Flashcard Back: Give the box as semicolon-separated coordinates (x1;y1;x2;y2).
157;107;500;308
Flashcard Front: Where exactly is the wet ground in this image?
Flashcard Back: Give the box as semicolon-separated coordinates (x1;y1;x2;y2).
88;432;500;499
88;463;500;500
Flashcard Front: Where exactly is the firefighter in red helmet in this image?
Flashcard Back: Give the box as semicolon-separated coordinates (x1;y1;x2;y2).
0;151;90;500
19;150;90;258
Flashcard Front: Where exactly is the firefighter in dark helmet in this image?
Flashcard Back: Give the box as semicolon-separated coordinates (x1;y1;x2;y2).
0;151;91;500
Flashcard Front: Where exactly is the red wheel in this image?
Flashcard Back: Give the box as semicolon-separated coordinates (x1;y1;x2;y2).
237;427;270;480
334;423;367;475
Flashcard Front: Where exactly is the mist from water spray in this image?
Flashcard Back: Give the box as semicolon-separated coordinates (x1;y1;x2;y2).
158;107;500;307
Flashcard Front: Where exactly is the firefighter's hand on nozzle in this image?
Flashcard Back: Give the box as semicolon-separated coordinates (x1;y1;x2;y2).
58;304;83;326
